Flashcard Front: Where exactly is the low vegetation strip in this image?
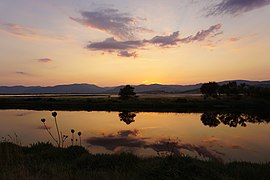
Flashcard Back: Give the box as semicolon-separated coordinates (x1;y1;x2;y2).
1;142;270;180
0;95;269;112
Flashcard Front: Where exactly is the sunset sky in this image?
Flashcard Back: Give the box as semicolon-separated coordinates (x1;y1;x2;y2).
1;0;270;86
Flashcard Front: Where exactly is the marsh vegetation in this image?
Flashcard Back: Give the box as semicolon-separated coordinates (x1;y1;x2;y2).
0;94;269;112
1;141;270;180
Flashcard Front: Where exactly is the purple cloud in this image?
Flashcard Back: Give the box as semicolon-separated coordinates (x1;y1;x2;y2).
0;23;36;37
207;0;270;16
86;24;222;57
227;37;240;43
192;24;222;41
86;37;143;57
0;23;66;41
146;31;180;46
87;37;143;50
36;58;52;63
70;8;151;40
179;24;222;43
146;24;221;46
117;51;137;58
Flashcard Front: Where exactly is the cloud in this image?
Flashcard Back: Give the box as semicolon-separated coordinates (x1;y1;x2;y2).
86;24;222;57
70;8;151;40
147;139;222;160
191;145;221;160
202;137;221;144
36;125;52;130
145;25;221;47
0;23;66;41
118;51;138;58
192;24;222;41
146;139;182;156
212;149;226;156
86;37;143;57
86;130;146;151
206;0;270;16
146;31;180;46
178;24;222;43
227;37;240;43
16;71;32;76
15;112;30;116
87;37;143;50
36;58;52;63
117;129;139;137
86;130;223;160
230;144;243;150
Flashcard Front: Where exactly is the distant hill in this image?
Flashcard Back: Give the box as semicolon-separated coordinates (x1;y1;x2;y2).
218;80;270;86
0;84;110;94
104;84;203;94
0;80;269;95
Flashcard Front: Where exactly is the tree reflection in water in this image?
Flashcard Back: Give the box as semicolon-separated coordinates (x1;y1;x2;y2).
118;112;136;125
201;112;270;127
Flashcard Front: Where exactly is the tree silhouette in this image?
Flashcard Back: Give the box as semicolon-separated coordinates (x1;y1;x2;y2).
200;112;270;128
201;112;220;127
219;81;239;96
118;111;136;125
200;82;220;98
118;85;136;99
200;81;270;99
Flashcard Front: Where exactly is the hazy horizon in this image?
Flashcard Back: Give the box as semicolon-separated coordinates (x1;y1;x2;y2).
1;0;270;86
1;79;270;88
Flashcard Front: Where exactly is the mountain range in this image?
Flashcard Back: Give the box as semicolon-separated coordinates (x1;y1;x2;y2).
0;80;269;95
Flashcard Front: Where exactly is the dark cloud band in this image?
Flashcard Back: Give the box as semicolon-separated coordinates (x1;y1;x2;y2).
70;8;152;40
86;24;222;57
206;0;270;16
36;58;52;63
15;71;32;76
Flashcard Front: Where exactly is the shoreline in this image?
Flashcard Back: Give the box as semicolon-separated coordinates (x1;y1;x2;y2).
0;95;269;112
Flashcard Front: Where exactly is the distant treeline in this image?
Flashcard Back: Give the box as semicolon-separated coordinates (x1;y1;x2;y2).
200;81;270;99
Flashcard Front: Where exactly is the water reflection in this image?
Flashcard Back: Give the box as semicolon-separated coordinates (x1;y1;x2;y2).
86;129;222;160
1;110;270;162
201;112;270;127
118;112;136;125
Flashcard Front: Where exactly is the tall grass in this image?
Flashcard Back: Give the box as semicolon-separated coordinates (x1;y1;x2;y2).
40;112;81;148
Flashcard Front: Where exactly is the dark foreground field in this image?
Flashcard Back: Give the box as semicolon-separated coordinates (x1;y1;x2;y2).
1;142;270;180
0;94;269;112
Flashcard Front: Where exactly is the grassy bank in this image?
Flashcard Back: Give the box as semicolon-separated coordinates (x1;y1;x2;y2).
0;95;269;112
1;142;270;180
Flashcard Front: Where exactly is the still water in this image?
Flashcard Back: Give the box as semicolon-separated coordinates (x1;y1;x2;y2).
1;110;269;162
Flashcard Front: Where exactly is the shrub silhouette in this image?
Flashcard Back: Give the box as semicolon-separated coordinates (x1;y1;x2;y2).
118;85;136;99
